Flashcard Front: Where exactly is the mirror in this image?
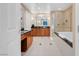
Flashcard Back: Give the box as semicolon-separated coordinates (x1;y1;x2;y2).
33;14;50;27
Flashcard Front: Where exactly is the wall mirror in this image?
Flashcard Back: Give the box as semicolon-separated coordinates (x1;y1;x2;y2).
35;14;49;27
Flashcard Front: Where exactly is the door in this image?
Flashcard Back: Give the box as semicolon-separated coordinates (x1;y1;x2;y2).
0;3;21;56
0;4;9;56
7;4;21;56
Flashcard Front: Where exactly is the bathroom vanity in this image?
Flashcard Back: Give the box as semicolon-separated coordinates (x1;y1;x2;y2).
21;26;50;52
21;31;33;52
31;26;50;36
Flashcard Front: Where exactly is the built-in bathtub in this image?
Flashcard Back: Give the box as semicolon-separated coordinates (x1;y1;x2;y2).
55;32;73;47
58;32;72;42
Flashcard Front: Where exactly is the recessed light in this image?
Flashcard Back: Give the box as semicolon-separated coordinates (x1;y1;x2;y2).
38;7;40;10
57;8;62;10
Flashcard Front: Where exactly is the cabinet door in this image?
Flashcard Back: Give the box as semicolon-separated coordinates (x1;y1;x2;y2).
41;28;50;36
31;28;37;36
27;36;33;49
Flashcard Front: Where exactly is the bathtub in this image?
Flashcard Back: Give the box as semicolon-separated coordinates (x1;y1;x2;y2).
57;32;73;42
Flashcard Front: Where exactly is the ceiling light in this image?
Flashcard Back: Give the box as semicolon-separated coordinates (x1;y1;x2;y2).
57;8;62;10
32;17;34;20
38;7;40;10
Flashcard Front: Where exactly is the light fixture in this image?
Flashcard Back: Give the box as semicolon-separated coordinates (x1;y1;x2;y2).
37;7;41;13
57;8;62;10
48;16;50;20
32;16;34;21
38;7;40;10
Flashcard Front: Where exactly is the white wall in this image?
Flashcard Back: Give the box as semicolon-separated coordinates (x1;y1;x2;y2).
24;11;32;31
21;5;32;31
75;3;79;55
21;5;26;29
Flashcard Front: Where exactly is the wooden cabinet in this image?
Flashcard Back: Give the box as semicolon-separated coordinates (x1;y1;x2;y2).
41;28;50;36
21;38;27;52
31;28;37;36
21;32;33;52
21;27;50;52
31;27;50;36
27;36;33;49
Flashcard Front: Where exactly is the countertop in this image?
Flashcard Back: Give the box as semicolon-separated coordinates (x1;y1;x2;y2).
21;30;31;35
31;26;50;28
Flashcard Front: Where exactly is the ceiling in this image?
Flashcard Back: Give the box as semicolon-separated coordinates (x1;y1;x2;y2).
23;3;72;13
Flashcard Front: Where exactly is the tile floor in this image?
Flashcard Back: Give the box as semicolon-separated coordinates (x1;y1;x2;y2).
22;35;62;56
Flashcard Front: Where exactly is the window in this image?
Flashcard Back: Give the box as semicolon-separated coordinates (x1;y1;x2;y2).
43;20;48;26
